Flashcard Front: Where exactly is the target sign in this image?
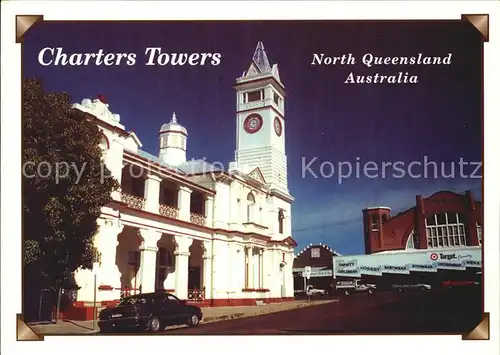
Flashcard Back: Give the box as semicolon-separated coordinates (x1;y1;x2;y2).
430;253;439;261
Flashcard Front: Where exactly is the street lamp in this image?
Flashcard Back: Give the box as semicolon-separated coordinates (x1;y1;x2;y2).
92;263;100;331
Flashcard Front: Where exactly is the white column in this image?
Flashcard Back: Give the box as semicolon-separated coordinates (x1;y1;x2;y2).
246;246;253;289
285;252;294;298
103;140;124;201
174;236;193;300
277;249;284;297
177;186;192;221
201;240;212;299
210;240;222;298
253;250;259;288
204;195;214;227
95;219;123;290
138;229;162;293
144;174;162;213
264;248;273;293
259;249;264;289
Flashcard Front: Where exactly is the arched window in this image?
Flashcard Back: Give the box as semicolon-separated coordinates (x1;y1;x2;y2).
405;230;417;250
476;223;482;246
278;209;285;234
98;134;110;162
247;193;255;222
99;134;109;150
425;212;467;248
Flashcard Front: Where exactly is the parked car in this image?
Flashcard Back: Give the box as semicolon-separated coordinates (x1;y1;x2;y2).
333;280;377;296
392;283;432;293
98;292;203;333
442;280;480;288
306;285;327;296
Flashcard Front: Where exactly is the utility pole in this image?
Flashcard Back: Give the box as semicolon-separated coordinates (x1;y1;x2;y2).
93;272;97;331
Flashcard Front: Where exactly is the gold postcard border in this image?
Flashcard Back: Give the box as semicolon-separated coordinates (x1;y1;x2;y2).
16;314;44;341
462;313;490;340
15;14;489;340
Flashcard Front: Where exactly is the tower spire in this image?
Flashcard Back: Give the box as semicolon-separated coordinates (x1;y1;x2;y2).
172;112;177;123
252;41;271;73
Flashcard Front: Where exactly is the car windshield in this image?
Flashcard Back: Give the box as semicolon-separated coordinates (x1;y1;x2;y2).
337;281;354;286
119;296;149;306
166;294;181;303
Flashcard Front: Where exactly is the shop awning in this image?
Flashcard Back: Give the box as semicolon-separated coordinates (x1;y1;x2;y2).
332;246;482;278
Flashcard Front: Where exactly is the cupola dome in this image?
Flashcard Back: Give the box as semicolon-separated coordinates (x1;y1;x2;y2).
158;112;188;166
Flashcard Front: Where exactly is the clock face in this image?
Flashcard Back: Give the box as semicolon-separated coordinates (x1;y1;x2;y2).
274;117;282;137
244;114;263;134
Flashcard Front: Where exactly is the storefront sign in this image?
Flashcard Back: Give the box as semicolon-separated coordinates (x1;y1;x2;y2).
336;259;357;268
358;265;382;275
381;264;410;274
428;251;473;262
333;246;481;278
336;268;359;275
408;263;437;272
432;261;466;270
464;260;481;267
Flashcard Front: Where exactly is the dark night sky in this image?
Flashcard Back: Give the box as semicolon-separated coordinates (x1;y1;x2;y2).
22;21;483;255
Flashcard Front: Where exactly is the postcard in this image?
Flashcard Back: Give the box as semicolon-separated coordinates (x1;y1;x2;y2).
1;2;498;355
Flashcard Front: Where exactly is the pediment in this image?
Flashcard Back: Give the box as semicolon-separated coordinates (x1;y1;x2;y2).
248;167;266;184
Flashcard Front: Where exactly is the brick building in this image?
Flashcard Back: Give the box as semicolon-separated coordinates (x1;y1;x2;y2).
363;190;482;254
293;244;341;291
333;190;483;285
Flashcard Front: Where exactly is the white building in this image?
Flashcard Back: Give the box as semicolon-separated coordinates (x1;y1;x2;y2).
70;42;297;316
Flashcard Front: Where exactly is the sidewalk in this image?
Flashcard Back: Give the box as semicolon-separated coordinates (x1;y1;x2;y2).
29;299;338;335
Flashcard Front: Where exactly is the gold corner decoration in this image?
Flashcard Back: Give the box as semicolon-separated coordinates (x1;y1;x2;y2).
462;313;490;340
16;314;44;341
16;15;44;43
462;14;489;42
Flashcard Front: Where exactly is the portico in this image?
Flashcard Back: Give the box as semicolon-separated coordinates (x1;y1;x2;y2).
87;223;212;302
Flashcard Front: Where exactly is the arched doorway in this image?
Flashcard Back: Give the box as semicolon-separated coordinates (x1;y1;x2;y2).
155;235;176;291
188;239;205;301
116;226;142;297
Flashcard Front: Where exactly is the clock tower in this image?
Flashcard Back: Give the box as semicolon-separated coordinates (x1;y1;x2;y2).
233;42;288;193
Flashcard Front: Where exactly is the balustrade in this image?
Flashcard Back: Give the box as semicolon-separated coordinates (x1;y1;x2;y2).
120;180;211;227
190;212;206;226
159;204;179;219
188;287;205;302
121;192;145;210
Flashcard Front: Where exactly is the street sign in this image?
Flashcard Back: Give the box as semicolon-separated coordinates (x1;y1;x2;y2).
304;266;312;279
301;269;333;278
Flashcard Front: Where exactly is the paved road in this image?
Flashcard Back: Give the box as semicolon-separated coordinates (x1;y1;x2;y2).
164;286;482;335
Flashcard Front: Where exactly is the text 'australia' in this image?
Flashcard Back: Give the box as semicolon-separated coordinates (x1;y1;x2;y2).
344;72;418;84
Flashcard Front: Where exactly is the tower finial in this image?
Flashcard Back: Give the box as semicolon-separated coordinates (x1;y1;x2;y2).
172;112;177;123
252;41;271;73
